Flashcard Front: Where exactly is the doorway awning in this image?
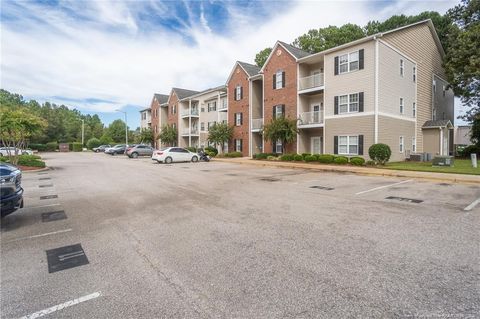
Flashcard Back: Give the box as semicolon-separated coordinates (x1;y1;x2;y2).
422;120;453;129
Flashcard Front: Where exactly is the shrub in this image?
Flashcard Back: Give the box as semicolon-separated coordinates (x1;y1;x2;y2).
205;150;216;158
301;153;311;160
366;160;376;166
368;143;392;165
29;143;47;152
334;156;348;165
86;138;101;150
72;142;83;152
304;155;317;162
254;153;274;160
267;155;279;161
350;156;366;166
205;146;218;156
185;146;197;153
461;144;480;157
17;155;46;167
280;154;295;161
224;152;242;158
46;142;58;151
294;154;303;161
318;154;334;164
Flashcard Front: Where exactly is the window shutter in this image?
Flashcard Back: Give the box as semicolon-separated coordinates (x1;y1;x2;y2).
334;96;339;115
240;139;243;152
282;71;286;88
334;56;339;75
334;136;338;154
358;135;364;155
233;88;237;101
273;74;276;89
359;92;364;112
273;106;276;119
359;49;364;70
240;113;243;125
240;86;243;100
281;104;285;117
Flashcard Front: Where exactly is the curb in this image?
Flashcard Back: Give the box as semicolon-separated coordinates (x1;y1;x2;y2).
213;158;480;185
21;166;50;173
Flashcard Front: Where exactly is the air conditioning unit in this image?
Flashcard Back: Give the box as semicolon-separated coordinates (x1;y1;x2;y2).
432;156;454;167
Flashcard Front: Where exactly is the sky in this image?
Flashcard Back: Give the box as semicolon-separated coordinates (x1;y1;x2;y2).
1;0;465;129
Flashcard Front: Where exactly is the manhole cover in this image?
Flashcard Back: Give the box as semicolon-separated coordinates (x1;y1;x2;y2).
42;211;67;222
39;184;53;188
46;244;89;273
385;196;423;204
39;177;51;181
40;195;58;200
310;186;334;190
260;177;280;182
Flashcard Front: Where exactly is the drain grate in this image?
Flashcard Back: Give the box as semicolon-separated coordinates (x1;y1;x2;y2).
40;195;58;200
310;185;334;190
46;244;89;273
385;196;423;204
39;184;53;188
39;177;51;181
42;211;67;222
260;177;280;182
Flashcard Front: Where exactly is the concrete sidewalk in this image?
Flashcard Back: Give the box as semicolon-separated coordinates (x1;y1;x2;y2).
214;157;480;184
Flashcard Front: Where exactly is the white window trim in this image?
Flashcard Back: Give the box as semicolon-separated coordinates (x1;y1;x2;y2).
338;135;359;155
338;92;360;114
275;139;283;153
399;136;404;153
235;139;242;152
275;105;283;118
235;113;242;126
235;85;241;100
339;50;360;74
275;70;283;89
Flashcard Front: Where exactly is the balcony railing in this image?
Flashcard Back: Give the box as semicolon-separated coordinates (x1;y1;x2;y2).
182;129;199;135
298;73;324;91
181;109;199;117
252;118;263;130
299;111;324;126
218;103;228;111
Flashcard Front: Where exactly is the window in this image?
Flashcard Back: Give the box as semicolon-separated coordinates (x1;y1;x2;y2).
172;104;176;114
275;70;283;89
400;59;404;76
275;140;283;154
400;98;404;114
208;101;216;112
235;86;242;100
338;93;359;114
235;113;242;126
339;51;359;74
338;136;358;155
399;136;404;153
222;98;227;109
172;123;176;130
274;105;284;118
201;107;205;112
200;122;205;131
413;102;416;117
413;66;416;82
235;139;242;152
443;85;446;97
412;137;416;153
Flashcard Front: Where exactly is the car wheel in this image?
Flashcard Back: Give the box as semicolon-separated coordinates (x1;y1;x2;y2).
111;152;115;156
191;156;198;162
165;156;173;164
131;152;138;158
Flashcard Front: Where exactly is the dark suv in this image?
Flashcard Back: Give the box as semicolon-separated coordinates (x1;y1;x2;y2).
0;163;24;217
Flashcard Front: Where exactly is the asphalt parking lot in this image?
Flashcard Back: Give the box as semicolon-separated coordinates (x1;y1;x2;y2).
1;152;479;318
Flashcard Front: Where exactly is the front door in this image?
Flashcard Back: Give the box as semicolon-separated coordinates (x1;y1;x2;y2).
311;136;322;154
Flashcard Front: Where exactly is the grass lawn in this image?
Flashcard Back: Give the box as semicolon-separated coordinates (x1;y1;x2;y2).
384;159;480;175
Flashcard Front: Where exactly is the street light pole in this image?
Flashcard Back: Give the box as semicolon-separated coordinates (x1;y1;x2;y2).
115;110;128;146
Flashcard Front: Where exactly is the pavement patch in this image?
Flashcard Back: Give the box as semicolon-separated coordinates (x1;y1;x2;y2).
309;185;334;190
41;211;67;222
385;196;423;204
39;184;53;188
40;195;58;200
39;177;51;181
259;177;280;182
46;244;89;273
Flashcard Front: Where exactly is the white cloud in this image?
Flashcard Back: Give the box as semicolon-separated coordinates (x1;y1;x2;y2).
1;0;460;122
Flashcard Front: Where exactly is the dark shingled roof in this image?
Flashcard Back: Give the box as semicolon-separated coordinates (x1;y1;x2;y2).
422;120;452;128
172;88;200;100
278;41;311;59
238;61;261;77
154;93;169;104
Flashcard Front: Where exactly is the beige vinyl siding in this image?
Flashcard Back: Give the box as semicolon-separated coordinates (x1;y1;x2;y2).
377;115;415;162
324;41;375;117
423;129;441;155
382;23;446;153
324;115;374;157
298;128;324;154
378;41;416;118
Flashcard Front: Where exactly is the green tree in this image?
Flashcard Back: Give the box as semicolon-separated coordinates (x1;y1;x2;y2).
157;124;177;147
86;138;101;150
255;47;272;67
207;122;234;153
107;119;128;143
137;128;154;145
471;114;480;146
444;0;480;122
261;117;298;154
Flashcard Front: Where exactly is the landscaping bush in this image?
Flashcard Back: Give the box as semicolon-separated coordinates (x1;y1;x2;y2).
350;156;366;166
368;143;392;165
185;146;197;153
205;150;216;158
46;142;58;151
223;152;242;158
334;156;348;165
205;146;218;156
280;154;295;161
254;153;274;160
72;142;83;152
461;144;480;157
29;143;47;152
366;160;376;166
86;138;101;150
301;153;311;160
17;155;46;167
294;154;303;161
318;154;334;164
304;155;317;162
267;155;279;161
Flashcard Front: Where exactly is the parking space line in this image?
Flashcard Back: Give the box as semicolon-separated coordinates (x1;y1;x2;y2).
5;229;73;243
464;198;480;211
19;292;101;319
355;180;413;195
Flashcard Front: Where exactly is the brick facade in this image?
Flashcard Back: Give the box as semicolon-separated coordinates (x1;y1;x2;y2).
227;64;250;156
263;45;298;153
167;91;179;146
150;97;160;149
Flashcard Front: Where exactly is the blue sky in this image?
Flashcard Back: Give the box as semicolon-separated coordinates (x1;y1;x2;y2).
1;0;464;128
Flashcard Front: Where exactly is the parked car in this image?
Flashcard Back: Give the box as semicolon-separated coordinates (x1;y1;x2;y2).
105;144;127;155
93;145;111;153
152;147;199;164
0;147;33;156
126;145;154;158
0;163;24;218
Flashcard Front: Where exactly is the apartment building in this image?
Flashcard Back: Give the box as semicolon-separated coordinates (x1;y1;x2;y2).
139;108;151;130
148;93;169;149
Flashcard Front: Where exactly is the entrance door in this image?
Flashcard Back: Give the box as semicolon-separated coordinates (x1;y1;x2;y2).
443;128;449;155
311;136;322;154
311;104;322;124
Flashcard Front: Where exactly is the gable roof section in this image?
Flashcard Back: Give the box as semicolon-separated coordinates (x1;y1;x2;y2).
153;93;169;105
182;85;226;100
225;61;261;84
171;87;200;101
260;41;312;72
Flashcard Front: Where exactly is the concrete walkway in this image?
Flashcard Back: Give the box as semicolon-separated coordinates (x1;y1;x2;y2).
214;157;480;184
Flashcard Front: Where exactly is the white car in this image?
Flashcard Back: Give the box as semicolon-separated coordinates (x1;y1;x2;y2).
0;147;33;156
152;147;199;164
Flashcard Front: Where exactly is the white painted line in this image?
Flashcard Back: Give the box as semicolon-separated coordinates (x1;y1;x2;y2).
19;292;101;319
464;198;480;211
5;229;73;243
355;180;413;195
20;203;61;210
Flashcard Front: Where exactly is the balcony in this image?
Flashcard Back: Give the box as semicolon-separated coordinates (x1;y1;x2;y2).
298;73;324;94
218;103;228;111
181;129;199;136
252;118;263;131
180;109;199;118
298;111;324;127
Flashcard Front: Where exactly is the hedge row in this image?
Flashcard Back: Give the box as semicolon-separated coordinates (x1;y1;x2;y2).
254;153;366;166
0;154;46;168
28;142;86;152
